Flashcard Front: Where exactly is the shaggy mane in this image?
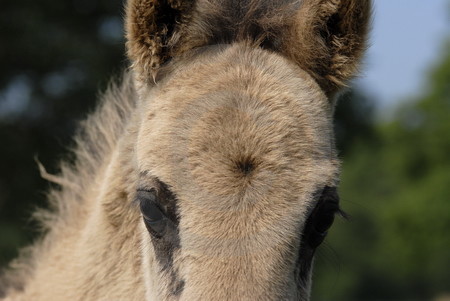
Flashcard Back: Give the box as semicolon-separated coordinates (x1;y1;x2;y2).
0;72;137;295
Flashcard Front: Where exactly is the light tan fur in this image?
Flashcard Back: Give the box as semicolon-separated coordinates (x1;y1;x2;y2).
1;0;371;300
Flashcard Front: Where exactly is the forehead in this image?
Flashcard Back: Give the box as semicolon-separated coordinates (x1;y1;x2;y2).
136;44;339;204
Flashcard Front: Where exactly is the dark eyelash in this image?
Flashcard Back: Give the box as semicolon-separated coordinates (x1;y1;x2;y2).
336;207;350;220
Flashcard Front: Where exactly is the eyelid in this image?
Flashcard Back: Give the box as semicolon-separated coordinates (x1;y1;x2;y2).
137;187;157;193
321;187;348;219
306;186;337;216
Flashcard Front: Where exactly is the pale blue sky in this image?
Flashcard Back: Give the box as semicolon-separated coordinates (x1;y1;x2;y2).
356;0;450;111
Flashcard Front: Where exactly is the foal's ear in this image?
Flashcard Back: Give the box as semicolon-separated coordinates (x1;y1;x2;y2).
125;0;371;92
284;0;371;96
125;0;194;80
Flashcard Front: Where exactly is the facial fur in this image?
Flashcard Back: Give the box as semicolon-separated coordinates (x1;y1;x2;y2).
134;44;340;300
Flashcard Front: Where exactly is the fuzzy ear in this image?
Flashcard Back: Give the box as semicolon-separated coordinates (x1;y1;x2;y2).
283;0;371;96
125;0;195;80
125;0;371;93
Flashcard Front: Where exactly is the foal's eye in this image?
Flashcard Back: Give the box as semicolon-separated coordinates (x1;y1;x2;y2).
305;186;341;249
314;189;339;233
315;210;335;233
137;190;167;237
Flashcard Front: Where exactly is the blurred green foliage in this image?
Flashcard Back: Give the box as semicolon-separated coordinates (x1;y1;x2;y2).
0;1;449;300
0;0;125;266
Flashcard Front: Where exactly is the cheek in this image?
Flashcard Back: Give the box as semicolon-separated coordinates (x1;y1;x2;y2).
140;223;160;301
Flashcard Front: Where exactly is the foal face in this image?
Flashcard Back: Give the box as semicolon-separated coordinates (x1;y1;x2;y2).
124;0;371;298
134;44;340;300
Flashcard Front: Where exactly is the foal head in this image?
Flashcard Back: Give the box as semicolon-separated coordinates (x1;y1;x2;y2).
125;0;371;300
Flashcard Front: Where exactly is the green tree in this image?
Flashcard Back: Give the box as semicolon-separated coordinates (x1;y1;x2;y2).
0;0;125;267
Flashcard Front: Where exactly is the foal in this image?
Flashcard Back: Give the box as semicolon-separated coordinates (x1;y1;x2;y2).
1;0;371;300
